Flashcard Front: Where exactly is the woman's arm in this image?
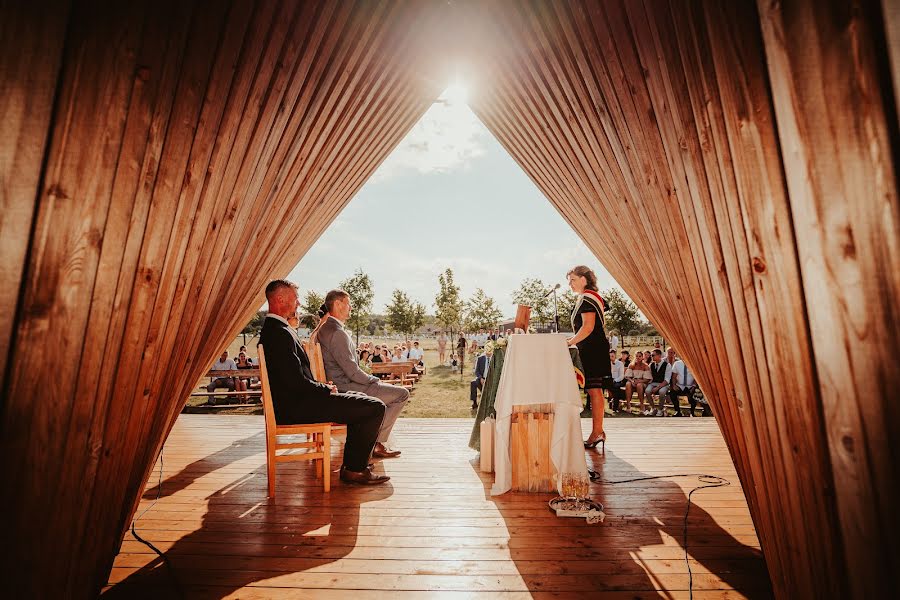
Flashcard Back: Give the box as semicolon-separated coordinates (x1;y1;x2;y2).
566;312;595;346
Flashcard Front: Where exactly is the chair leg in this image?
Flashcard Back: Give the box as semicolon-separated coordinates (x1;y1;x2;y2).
314;431;323;478
267;447;276;498
323;428;331;492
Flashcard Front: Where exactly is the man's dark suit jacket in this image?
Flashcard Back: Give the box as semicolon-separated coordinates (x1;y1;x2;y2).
258;316;332;423
474;353;489;380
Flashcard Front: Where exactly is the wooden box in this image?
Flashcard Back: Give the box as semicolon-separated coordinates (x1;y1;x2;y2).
510;403;555;492
480;417;494;473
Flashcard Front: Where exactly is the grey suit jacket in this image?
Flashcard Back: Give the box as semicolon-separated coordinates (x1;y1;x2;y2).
316;316;379;388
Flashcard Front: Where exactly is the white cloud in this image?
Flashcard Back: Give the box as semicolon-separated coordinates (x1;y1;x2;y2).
369;96;488;182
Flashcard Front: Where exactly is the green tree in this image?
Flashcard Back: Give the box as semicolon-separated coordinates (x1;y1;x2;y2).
434;268;464;338
340;268;375;346
366;315;386;336
557;290;578;332
464;288;503;331
410;301;426;335
240;311;266;344
385;290;425;340
298;290;324;329
512;278;553;328
600;288;647;336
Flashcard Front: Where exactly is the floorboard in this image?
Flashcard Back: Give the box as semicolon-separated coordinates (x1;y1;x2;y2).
103;416;772;598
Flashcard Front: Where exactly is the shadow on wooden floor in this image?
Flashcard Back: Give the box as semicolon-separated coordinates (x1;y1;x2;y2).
103;432;393;599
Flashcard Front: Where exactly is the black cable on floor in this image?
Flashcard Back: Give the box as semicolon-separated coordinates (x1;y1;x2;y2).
588;471;731;600
130;446;183;599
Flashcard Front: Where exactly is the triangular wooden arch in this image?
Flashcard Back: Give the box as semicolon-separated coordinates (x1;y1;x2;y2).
1;1;897;597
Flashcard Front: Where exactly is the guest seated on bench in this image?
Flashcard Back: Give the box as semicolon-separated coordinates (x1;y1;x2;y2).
317;289;408;458
358;349;372;370
623;351;652;413
207;351;237;394
260;280;389;485
236;350;256;400
408;340;425;372
607;349;627;411
391;346;405;363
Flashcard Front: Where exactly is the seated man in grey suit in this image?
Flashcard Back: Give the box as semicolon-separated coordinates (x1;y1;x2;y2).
317;289;409;458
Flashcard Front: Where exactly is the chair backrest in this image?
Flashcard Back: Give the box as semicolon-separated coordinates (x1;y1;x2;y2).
307;322;327;383
257;345;277;438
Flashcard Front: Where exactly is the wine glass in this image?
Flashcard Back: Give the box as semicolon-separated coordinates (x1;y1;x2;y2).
572;472;589;510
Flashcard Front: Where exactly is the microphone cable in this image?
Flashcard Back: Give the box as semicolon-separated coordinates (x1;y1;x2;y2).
129;445;183;599
588;471;732;600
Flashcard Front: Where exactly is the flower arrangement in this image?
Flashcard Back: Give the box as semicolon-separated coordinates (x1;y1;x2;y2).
484;337;508;355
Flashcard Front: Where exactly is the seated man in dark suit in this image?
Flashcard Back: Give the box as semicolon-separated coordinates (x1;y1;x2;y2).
259;279;389;485
470;346;492;410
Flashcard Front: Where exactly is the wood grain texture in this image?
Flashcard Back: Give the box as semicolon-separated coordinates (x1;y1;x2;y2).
0;1;448;597
757;1;900;596
463;1;895;597
102;416;771;598
2;0;898;598
0;0;70;380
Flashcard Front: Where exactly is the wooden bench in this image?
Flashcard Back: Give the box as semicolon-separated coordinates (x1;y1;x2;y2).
616;392;708;416
191;368;262;404
369;362;415;388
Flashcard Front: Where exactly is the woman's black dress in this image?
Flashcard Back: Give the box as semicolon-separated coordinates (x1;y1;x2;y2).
571;290;611;390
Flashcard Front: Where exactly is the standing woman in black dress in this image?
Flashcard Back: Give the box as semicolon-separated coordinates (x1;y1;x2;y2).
565;265;611;450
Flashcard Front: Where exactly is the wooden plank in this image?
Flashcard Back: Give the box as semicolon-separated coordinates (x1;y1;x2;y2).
0;0;69;379
757;1;900;596
103;416;769;597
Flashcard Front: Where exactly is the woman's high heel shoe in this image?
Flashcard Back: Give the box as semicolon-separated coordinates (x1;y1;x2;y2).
584;431;606;451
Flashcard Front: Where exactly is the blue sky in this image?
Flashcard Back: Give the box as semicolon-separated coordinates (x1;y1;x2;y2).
287;86;621;319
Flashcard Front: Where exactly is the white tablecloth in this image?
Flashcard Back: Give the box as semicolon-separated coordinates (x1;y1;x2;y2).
491;334;588;495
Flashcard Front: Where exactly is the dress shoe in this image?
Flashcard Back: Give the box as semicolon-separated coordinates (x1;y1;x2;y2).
339;466;390;486
372;442;401;458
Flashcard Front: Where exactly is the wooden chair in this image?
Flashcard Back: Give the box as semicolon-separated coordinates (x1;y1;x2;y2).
257;344;332;496
302;330;348;437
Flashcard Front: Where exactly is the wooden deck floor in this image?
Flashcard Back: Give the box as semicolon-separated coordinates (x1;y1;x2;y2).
103;416;772;599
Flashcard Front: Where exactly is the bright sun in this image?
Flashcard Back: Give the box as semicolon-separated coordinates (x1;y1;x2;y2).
441;82;469;106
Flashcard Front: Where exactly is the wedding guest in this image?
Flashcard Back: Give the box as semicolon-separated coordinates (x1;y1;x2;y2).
660;347;679;416
437;331;448;364
646;349;672;416
456;334;467;372
619;349;631;368
624;351;652;414
391;346;404;363
207;351;237;393
565;265;611;450
470;345;492;409
607;349;626;412
667;351;700;417
358;349;371;368
235;350;255;399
